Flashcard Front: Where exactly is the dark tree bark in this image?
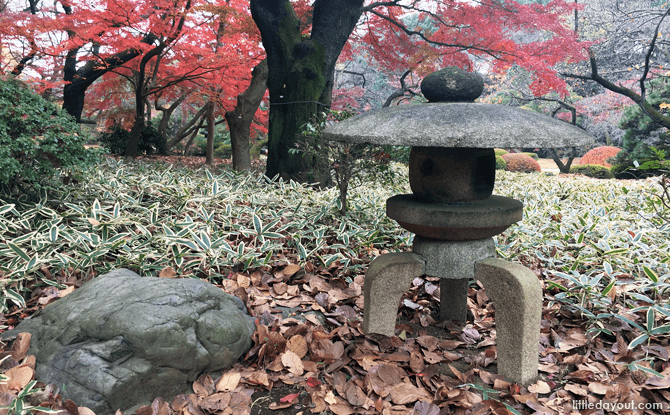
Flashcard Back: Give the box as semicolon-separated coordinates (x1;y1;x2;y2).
382;70;417;108
183;115;207;156
63;35;156;122
225;59;268;172
156;92;189;138
206;101;215;165
125;0;190;157
125;45;166;158
166;103;209;150
250;0;364;181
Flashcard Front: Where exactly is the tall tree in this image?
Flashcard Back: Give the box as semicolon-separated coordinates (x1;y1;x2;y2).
564;3;670;153
250;0;363;181
225;59;269;171
251;0;585;181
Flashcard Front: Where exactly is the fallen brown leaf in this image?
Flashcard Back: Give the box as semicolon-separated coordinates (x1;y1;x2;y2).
281;350;304;376
216;371;241;392
388;382;432;405
5;365;33;391
286;335;308;358
199;392;231;411
158;267;177;278
527;380;551;394
193;373;214;397
283;264;301;277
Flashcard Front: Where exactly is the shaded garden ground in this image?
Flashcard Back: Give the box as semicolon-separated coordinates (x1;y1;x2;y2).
1;157;669;414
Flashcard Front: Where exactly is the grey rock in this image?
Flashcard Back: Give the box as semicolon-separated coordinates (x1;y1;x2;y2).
1;269;255;414
421;67;484;102
322;103;593;148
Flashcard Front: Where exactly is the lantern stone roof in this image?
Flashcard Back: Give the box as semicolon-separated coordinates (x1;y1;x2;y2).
322;103;593;148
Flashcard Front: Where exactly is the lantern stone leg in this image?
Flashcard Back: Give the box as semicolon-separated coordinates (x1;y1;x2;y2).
362;252;425;337
474;257;542;385
412;237;495;322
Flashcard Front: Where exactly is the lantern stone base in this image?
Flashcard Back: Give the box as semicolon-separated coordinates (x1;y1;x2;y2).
386;194;522;240
362;244;541;386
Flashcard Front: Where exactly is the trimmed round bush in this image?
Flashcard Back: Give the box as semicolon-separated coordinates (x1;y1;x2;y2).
522;152;539;160
570;164;614;179
495;154;507;170
502;153;541;173
0;77;99;197
494;148;508;156
579;146;621;167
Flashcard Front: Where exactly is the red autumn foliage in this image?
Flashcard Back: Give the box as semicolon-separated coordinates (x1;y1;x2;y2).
502;153;542;173
579;146;622;167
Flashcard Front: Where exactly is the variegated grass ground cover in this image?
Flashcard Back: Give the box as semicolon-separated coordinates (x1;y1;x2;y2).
0;158;669;359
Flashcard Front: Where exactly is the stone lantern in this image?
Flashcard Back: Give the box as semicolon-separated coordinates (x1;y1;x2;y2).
322;67;593;385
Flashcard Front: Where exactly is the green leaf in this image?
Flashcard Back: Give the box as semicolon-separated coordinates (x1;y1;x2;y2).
601;279;616;296
0;204;15;215
604;248;628;255
628;333;650;349
49;225;59;242
26;253;38;270
650;324;670;335
4;288;25;308
603;261;613;275
647;308;655;332
253;214;263;234
642;265;659;283
629;364;664;378
6;242;30;261
176;238;199;252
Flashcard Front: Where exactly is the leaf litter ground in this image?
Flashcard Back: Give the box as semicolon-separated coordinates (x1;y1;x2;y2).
1;157;669;415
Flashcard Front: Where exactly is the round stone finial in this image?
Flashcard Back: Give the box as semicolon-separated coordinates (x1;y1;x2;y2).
421;67;484;102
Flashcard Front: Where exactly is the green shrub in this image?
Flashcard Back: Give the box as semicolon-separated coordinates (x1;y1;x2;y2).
214;142;232;158
250;139;268;159
495;155;507;170
0;77;100;198
610;147;670;179
494;148;508;156
570;164;614;179
99;122;167;156
522;152;539;160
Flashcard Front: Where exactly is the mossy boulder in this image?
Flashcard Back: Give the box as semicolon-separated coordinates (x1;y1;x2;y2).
570;164;614;179
579;146;621;167
502;153;541;173
1;269;255;413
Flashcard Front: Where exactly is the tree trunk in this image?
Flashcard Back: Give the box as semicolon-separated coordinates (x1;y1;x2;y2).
250;0;364;181
225;59;268;172
183;116;206;156
206;101;215;165
550;148;577;174
63;35;156;122
166;103;209;151
126;45;165;158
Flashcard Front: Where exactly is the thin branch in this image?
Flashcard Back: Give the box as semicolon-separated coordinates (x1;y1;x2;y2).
640;7;670;100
